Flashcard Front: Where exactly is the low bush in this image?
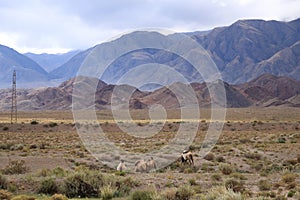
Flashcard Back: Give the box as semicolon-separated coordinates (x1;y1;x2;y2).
2;160;29;174
211;173;222;181
63;170;104;198
50;194;68;200
204;152;215;161
161;187;177;200
216;156;225;162
115;177;138;197
37;178;59;195
129;189;154;200
0;174;8;189
225;179;245;193
277;137;286;143
188;178;197;186
219;164;233;175
30;120;39;125
175;186;194;200
49;122;58;127
287;190;296;198
281;173;297;183
11;195;35;200
0;189;12;200
100;185;116;200
244;152;262;160
258;179;271;191
200;186;245;200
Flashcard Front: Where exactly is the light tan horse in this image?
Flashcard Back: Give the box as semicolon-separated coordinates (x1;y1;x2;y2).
117;160;127;172
134;159;148;172
146;157;157;172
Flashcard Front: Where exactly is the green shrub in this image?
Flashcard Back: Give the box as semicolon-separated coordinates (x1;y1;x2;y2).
258;179;271;191
211;173;222;181
49;122;58;127
216;156;225;162
188;178;197;186
37;178;59;195
281;173;297;183
129;189;154;200
278;137;286;143
201;186;245;200
287;190;296;198
3;160;29;174
115;177;138;197
63;170;104;198
219;164;233;175
100;185;116;200
0;174;8;189
0;143;14;150
175;186;194;200
30;120;39;125
161;187;177;200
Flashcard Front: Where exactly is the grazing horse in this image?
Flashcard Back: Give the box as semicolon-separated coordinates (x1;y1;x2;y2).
134;159;148;173
181;150;194;166
146;157;157;172
117;160;127;172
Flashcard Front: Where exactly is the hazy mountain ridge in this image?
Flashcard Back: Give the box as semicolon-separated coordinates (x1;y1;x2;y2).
0;74;299;110
24;50;81;72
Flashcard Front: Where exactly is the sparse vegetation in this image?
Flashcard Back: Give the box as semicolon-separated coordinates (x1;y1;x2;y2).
0;108;299;199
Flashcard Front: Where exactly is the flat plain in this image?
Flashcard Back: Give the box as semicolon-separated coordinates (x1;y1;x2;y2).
0;107;299;199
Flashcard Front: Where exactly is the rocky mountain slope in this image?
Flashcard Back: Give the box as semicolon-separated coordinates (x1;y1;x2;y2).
47;18;300;86
195;18;300;83
0;74;299;110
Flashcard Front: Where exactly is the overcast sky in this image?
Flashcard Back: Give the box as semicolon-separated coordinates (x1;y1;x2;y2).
0;0;299;54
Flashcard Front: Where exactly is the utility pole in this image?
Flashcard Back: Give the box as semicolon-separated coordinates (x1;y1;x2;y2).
11;70;17;124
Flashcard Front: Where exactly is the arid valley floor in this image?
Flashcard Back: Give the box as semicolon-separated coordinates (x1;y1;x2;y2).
0;108;300;199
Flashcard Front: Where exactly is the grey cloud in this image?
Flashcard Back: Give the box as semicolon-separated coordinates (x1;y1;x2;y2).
0;0;299;53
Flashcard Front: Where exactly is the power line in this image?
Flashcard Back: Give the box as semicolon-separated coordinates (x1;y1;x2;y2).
11;70;17;124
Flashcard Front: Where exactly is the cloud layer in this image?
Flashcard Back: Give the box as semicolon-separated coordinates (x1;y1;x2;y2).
0;0;299;53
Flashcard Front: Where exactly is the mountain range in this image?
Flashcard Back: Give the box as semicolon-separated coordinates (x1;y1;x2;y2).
0;18;299;107
24;50;80;72
0;73;299;110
